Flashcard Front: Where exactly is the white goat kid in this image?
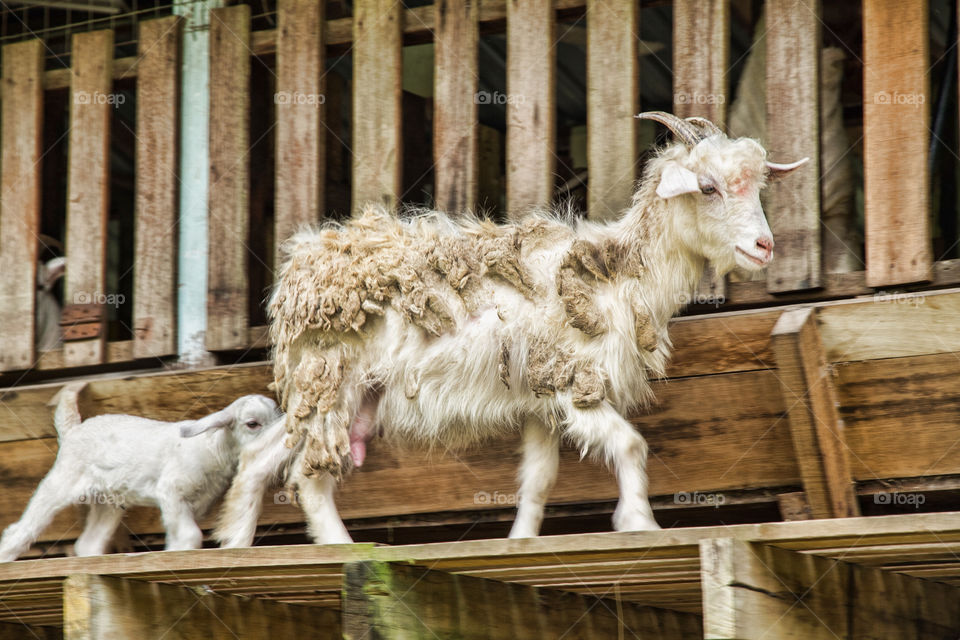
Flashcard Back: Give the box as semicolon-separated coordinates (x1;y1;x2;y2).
216;112;807;548
0;387;281;561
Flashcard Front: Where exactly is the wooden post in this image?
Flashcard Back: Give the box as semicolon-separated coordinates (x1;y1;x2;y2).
134;17;182;360
863;0;932;286
771;307;859;518
505;0;554;217
673;0;729;301
65;29;114;368
63;574;336;639
352;0;402;211
206;5;251;351
586;0;637;221
275;0;325;262
433;0;479;214
765;0;821;293
0;39;44;371
343;561;702;639
701;538;960;639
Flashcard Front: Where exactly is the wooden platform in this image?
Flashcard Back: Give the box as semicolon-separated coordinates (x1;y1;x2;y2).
2;512;960;638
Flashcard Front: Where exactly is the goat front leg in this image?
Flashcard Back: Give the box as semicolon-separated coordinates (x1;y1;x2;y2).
508;415;559;538
0;471;77;562
159;498;203;551
564;402;660;531
74;504;125;557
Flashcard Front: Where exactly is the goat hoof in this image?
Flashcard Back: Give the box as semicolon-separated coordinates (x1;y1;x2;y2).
612;509;661;532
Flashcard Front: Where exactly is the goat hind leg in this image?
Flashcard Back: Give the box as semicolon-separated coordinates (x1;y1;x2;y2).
508;415;559;539
291;464;352;544
74;504;124;556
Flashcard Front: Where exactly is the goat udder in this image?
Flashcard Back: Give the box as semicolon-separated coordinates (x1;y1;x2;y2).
349;391;381;467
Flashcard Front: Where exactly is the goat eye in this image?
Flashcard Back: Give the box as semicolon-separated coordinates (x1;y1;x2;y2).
245;420;261;429
700;184;717;195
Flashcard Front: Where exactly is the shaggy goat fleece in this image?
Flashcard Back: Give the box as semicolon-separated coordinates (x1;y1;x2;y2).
269;205;659;477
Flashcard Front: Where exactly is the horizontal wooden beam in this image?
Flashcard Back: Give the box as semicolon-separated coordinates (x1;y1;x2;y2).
63;573;335;639
701;538;960;639
343;561;702;639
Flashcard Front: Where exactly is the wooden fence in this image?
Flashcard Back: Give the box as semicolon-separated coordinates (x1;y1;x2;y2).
0;0;950;373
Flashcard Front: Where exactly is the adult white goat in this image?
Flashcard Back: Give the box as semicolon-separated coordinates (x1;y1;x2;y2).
216;112;807;547
0;386;282;561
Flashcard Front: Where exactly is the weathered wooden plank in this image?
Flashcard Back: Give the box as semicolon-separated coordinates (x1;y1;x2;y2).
43;57;138;91
863;0;932;286
673;0;728;299
586;0;637;221
64;30;113;367
700;538;960;639
838;351;960;480
0;621;59;639
63;574;336;639
819;290;960;362
771;308;859;518
505;0;554;216
206;5;251;351
275;0;324;260
433;0;479;214
343;561;702;639
352;0;402;211
133;17;181;359
765;0;821;292
0;39;45;371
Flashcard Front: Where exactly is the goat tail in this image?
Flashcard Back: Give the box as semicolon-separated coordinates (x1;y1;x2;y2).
214;421;300;548
52;382;86;438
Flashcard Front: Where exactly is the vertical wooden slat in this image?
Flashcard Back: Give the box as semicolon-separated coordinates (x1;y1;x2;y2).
275;0;324;261
0;40;44;372
433;0;479;214
765;0;821;292
206;5;250;351
771;308;859;519
352;0;402;211
506;0;554;217
863;0;932;286
586;0;637;221
65;30;113;368
701;538;960;638
674;0;729;300
134;16;182;360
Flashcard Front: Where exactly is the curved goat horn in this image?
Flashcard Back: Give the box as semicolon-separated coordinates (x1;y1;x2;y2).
766;157;810;176
635;111;703;147
684;116;723;137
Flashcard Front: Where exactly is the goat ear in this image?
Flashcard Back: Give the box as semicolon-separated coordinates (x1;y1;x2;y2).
766;157;809;179
656;162;700;199
179;409;233;438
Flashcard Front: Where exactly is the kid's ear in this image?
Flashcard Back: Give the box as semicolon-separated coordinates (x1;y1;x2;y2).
179;409;233;438
656;162;700;199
